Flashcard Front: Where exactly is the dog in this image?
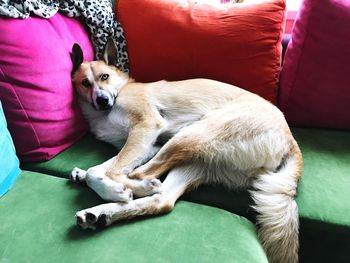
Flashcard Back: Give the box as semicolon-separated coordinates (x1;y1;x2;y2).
70;39;302;263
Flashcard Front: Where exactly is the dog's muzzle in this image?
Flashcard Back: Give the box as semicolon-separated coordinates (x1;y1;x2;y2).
96;94;111;110
93;89;114;111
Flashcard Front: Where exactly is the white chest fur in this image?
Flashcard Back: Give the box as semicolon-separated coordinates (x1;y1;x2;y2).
80;101;130;149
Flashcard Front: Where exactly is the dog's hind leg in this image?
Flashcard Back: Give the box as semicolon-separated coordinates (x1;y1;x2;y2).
76;165;202;230
128;124;205;181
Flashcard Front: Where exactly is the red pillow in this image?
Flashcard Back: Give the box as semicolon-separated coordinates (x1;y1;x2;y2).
279;0;350;129
117;0;286;104
0;14;94;162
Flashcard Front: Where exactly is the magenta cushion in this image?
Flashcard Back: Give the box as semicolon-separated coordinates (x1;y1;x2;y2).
279;0;350;129
0;14;94;161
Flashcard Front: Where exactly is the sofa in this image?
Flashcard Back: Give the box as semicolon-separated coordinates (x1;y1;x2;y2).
1;0;349;262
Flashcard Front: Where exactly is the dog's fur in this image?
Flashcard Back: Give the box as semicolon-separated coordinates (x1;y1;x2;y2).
70;40;302;263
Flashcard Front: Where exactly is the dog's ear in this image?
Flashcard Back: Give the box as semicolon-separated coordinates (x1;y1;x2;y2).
103;38;118;66
71;43;84;75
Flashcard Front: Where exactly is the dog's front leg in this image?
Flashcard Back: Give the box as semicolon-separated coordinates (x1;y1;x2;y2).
70;157;133;202
105;121;164;197
71;155;162;200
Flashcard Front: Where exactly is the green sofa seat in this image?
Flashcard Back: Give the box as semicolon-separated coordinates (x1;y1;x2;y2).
0;171;268;263
22;128;350;262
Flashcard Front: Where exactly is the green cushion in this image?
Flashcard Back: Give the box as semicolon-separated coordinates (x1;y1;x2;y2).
0;171;268;263
292;128;350;226
292;129;350;262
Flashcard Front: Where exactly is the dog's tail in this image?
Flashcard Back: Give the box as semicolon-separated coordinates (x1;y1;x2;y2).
250;147;302;263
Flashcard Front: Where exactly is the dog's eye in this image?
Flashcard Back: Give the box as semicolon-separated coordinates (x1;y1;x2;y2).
81;78;91;88
100;74;109;81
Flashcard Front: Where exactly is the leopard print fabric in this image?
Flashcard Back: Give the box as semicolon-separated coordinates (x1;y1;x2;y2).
0;0;129;72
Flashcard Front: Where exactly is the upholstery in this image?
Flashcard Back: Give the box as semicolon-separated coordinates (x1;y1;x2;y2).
21;128;350;262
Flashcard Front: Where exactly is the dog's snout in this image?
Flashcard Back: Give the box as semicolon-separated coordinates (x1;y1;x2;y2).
96;94;111;111
92;88;114;111
96;95;109;106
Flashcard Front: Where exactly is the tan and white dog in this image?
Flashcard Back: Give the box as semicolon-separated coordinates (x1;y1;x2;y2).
70;40;302;263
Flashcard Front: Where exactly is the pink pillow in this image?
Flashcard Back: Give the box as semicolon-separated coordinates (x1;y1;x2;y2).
279;0;350;129
0;14;94;161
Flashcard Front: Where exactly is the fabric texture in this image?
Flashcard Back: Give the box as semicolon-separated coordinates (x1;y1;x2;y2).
0;171;268;263
0;0;129;72
0;101;20;197
0;14;94;161
279;0;350;129
117;0;286;104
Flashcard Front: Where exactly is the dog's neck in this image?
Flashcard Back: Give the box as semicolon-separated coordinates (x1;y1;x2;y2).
115;69;134;93
121;72;134;85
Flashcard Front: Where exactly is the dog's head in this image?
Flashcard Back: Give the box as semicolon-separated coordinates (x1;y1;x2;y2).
71;39;128;111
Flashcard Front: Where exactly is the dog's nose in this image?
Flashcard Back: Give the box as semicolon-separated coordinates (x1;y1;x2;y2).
96;95;109;107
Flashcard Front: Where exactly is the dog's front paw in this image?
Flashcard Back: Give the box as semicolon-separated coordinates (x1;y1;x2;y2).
70;167;87;185
86;171;133;203
110;187;133;203
97;182;133;203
